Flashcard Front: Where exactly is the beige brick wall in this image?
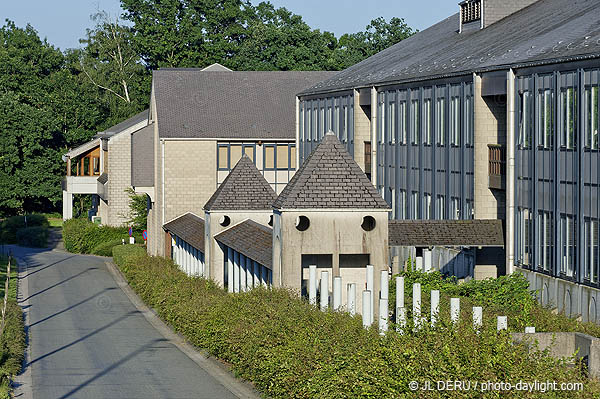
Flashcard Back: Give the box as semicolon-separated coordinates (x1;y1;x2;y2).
483;0;538;27
106;132;132;226
474;74;506;220
353;89;372;176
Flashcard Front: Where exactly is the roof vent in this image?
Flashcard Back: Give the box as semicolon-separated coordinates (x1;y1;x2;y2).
459;0;482;32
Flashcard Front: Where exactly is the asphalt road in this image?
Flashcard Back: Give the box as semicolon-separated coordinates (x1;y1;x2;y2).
10;246;239;399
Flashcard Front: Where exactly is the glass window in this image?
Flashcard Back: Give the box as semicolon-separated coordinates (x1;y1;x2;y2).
93;157;100;174
436;195;445;219
436;97;445;145
399;102;407;144
465;95;473;146
560;214;576;277
519;91;532;148
389;101;396;145
83;157;90;176
423;193;432;219
276;145;288;169
218;146;229;169
538;89;554;149
290;145;296;169
264;145;275;169
424;99;432;145
584;219;598;282
537;211;553;272
411;100;419;145
398;189;406;219
411;191;419;218
451;197;460;220
230;145;242;167
561;87;577;149
518;208;532;266
586;86;599;149
243;145;254;160
450;96;460;146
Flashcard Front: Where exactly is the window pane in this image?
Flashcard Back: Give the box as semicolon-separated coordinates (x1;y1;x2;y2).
83;157;90;176
230;145;242;166
93;157;100;174
424;99;431;145
290;146;296;169
218;146;228;169
411;100;419;145
276;145;288;169
244;145;254;161
265;146;275;169
437;97;445;145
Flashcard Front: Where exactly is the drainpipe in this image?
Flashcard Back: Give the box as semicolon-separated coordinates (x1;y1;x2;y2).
161;139;165;233
506;69;516;275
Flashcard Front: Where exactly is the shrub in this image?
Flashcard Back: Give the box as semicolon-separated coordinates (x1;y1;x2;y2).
15;226;48;248
90;240;123;256
0;302;25;388
63;219;143;254
0;214;49;244
112;244;147;268
113;253;600;398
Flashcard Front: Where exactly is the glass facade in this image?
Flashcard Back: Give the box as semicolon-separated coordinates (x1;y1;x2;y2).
515;67;600;287
376;81;475;220
298;93;354;165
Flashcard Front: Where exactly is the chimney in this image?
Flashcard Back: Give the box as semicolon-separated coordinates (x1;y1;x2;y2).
460;0;540;32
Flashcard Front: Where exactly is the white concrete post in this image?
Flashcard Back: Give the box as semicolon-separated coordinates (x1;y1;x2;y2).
366;265;374;324
380;270;388;300
347;283;356;316
233;251;240;293
473;306;483;332
415;256;423;272
333;276;342;311
227;247;234;293
308;265;317;305
497;316;508;331
525;326;536;333
396;276;404;310
413;283;421;329
430;290;440;327
450;298;460;325
320;271;329;311
379;298;388;334
424;250;432;272
362;290;372;327
253;261;260;288
62;190;73;220
246;257;253;290
396;307;406;334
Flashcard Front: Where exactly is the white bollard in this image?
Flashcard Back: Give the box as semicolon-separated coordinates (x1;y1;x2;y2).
366;265;374;324
380;270;389;300
362;290;372;327
347;283;356;316
308;265;317;305
396;307;406;334
333;276;342;311
413;283;421;329
396;276;405;310
424;250;432;272
450;298;460;325
129;236;135;245
379;298;388;334
415;256;423;272
525;326;536;334
430;290;440;327
497;316;508;331
227;247;234;293
473;306;483;332
320;271;329;311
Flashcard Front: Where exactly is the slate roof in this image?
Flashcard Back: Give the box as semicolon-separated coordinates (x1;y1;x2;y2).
96;109;149;137
273;132;390;210
300;0;600;96
97;173;108;185
163;213;205;251
153;70;336;139
131;124;155;187
214;220;273;269
204;155;277;211
388;219;504;247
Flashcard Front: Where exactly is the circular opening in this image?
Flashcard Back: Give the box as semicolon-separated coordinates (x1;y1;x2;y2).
361;216;376;231
295;215;310;231
268;215;273;227
219;215;231;227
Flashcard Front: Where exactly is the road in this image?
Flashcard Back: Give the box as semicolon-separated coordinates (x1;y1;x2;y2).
10;246;242;399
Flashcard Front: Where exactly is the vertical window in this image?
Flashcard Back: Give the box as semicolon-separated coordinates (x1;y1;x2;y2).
389;100;396;145
561;87;577;149
436;195;445;219
230;145;242;166
83;157;90;176
464;95;473;146
436;97;445;145
465;199;474;219
243;144;254;161
586;86;599;149
411;191;419;218
93;157;100;175
276;145;289;169
450;197;460;220
518;208;532;266
537;211;554;272
289;145;296;169
399;102;407;144
364;142;371;179
424;99;432;145
398;190;406;219
450;96;460;146
584;219;599;282
519;91;532;148
560;215;576;277
538;89;554;149
264;145;275;169
423;193;432;219
411;100;419;145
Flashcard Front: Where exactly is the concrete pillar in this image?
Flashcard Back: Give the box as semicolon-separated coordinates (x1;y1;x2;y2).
396;307;406;334
366;265;374;324
424;250;432;273
309;265;317;305
473;306;483;332
227;247;234;293
62;190;73;221
379;298;388;334
234;251;240;293
362;290;372;327
506;69;516;275
391;256;400;275
320;271;329;311
431;290;440;327
413;283;421;329
415;256;423;272
380;270;388;300
246;257;253;290
333;276;342;311
451;298;460;325
239;254;247;292
347;283;356;316
396;276;405;310
497;316;508;331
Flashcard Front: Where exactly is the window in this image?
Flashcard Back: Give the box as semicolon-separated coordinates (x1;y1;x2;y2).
264;145;275;169
561;87;577;149
450;96;460;146
451;197;460;220
92;157;100;175
290;146;296;169
423;193;432;219
465;95;473;146
388;100;396;145
276;145;288;169
424;99;432;145
584;219;599;282
265;144;295;170
465;199;474;219
537;211;554;272
436;97;445;145
538;89;554;149
519;91;532;148
586;86;599;149
244;145;254;160
83;157;90;176
411;191;419;218
436;195;445;219
518;208;532;266
411;100;419;145
398;189;406;219
399;102;407;144
364;142;371;179
230;145;242;166
560;214;576;277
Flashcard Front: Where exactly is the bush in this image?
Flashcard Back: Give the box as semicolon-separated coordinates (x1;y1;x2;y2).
15;226;48;248
112;244;146;267
113;253;600;398
90;240;123;256
0;302;25;391
0;214;49;244
63;219;143;254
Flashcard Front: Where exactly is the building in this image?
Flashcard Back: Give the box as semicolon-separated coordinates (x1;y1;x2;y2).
62;110;150;226
295;0;600;321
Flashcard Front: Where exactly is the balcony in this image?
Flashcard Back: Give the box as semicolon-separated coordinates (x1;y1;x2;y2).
62;175;106;198
488;144;505;190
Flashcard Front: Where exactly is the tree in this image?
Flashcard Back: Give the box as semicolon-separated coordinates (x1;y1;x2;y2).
124;188;147;230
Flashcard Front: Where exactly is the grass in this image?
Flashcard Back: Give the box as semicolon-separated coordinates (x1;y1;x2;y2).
48;218;63;228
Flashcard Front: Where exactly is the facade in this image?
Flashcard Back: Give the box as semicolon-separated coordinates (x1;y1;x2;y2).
296;0;600;321
62;110;149;226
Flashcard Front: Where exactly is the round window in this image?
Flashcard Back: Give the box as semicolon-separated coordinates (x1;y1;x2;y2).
295;215;310;231
361;216;376;231
219;215;231;227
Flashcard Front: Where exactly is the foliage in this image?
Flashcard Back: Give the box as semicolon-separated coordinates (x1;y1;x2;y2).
91;239;124;256
0;214;49;244
15;226;48;248
0;302;25;399
112;244;147;268
62;218;142;254
113;252;600;398
124;187;147;230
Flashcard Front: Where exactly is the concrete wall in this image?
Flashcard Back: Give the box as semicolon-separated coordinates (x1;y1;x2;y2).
205;210;272;287
273;209;389;315
483;0;539;28
519;267;600;323
105;130;132;226
353;89;372;175
473;74;506;220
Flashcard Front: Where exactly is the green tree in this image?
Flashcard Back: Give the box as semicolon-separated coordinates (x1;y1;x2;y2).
124;188;147;230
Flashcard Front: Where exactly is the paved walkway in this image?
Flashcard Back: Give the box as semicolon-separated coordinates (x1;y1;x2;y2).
10;246;245;399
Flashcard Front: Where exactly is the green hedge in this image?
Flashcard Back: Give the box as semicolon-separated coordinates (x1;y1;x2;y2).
113;253;599;398
63;219;143;254
0;301;25;398
0;214;49;244
112;244;147;267
15;226;49;248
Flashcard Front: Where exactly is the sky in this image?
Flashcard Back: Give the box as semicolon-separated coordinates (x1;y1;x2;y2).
1;0;458;51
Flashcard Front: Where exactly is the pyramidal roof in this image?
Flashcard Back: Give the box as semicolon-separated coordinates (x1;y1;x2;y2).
273;132;390;210
204;155;277;211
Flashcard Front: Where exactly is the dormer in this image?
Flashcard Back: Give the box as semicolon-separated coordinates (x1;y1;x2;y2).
460;0;540;32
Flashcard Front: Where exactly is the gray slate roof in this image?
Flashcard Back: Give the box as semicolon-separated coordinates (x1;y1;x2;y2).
163;213;205;251
273;133;390;210
300;0;600;96
96;109;149;138
214;220;272;269
204;155;277;211
97;173;108;185
388;220;504;247
153;69;336;139
131;124;155;187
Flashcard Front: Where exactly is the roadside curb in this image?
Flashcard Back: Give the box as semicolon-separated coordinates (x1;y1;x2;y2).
13;252;33;399
104;259;261;399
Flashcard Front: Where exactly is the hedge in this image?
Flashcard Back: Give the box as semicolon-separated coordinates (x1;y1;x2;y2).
15;226;49;248
112;245;147;267
0;214;49;245
113;252;600;398
63;219;143;254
